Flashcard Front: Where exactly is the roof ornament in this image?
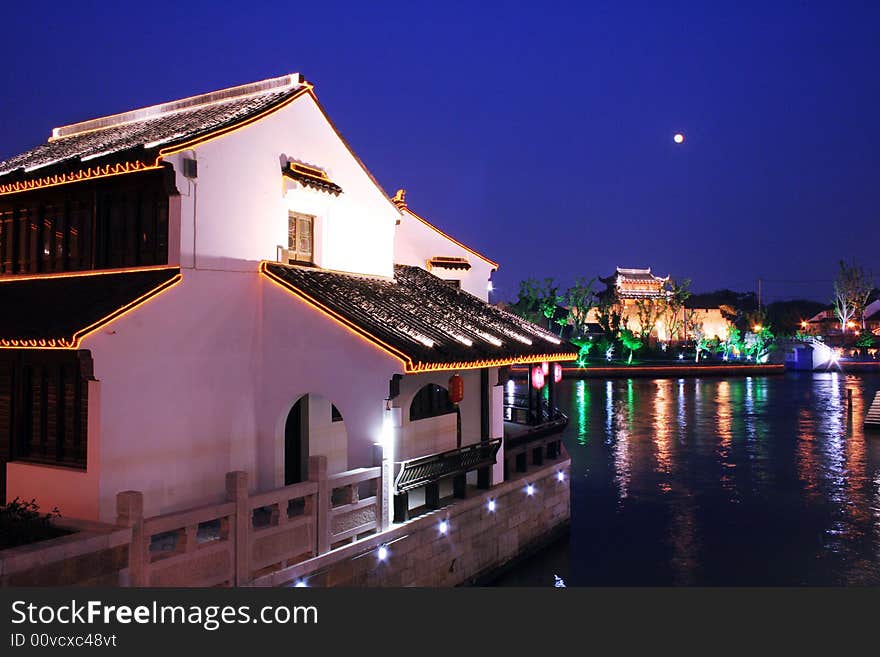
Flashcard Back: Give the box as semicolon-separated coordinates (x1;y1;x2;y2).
392;188;407;209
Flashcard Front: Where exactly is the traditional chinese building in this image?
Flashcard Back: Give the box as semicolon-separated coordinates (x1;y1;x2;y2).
602;267;669;300
0;74;575;521
587;266;730;341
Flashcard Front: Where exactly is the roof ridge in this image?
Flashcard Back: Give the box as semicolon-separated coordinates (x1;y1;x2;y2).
51;74;304;141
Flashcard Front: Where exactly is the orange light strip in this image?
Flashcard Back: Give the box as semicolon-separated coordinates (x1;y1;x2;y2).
0;84;314;197
406;353;577;374
157;84;313;159
304;89;404;217
0;264;179;284
0;161;162;196
403;206;500;271
260;262;412;368
259;261;577;374
0;271;182;350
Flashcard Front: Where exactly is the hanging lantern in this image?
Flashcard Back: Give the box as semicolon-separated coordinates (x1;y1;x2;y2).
553;362;563;383
531;365;545;390
541;361;549;376
448;373;464;404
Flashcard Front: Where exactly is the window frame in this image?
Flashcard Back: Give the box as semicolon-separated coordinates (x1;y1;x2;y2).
287;212;315;265
1;350;92;471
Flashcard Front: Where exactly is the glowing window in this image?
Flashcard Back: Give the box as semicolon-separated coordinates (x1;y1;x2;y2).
287;212;314;264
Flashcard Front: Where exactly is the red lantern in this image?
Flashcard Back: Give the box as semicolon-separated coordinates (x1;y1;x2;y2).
541;361;549;376
531;365;545;390
448;374;464;403
553;362;563;383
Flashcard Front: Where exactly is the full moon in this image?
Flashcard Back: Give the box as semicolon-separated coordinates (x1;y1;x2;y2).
673;133;685;144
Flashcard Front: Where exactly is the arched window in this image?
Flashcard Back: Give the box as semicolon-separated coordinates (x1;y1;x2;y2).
409;384;456;422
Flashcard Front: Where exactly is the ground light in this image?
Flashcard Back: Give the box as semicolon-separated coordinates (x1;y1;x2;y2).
293;580;308;588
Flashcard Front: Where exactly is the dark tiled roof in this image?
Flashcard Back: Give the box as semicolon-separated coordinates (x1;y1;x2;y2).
262;262;577;372
0;267;181;348
611;267;668;282
282;163;342;195
0;76;306;187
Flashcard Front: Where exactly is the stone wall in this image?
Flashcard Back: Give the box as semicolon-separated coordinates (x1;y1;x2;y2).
250;456;571;587
0;519;131;587
1;454;569;588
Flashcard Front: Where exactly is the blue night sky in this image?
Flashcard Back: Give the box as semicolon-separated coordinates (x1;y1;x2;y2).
2;1;877;304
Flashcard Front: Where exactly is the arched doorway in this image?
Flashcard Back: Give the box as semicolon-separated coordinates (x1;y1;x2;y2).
284;394;349;485
409;383;461;448
284;397;308;485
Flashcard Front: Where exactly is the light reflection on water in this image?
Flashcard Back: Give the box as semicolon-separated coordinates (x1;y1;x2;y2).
494;372;880;586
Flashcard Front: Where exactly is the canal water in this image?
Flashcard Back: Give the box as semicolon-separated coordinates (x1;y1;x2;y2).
492;372;880;586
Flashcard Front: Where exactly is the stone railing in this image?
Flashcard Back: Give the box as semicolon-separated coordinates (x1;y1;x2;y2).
115;455;382;587
0;518;131;587
327;466;382;549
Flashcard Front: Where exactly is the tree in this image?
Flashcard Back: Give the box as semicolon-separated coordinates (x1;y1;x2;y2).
571;337;594;367
743;324;775;363
723;326;742;359
691;323;709;362
744;309;768;334
634;296;665;342
509;278;542;324
554;316;568;336
619;328;643;365
833;260;873;332
661;278;691;341
595;288;623;338
538;278;564;331
565;277;597;339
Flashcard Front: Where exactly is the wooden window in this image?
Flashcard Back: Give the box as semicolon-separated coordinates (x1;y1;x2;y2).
287;212;314;264
0;209;13;273
0;350;91;470
0;169;171;276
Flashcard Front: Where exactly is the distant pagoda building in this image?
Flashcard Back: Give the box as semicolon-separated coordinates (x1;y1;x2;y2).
587;266;731;343
600;267;670;302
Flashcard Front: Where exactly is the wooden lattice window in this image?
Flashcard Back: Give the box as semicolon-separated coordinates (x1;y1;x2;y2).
0;350;92;470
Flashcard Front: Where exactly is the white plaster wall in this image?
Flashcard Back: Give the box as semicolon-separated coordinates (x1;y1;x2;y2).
5;380;102;521
394;368;499;463
394;209;495;301
166;93;398;278
2;91;512;521
258;277;401;491
13;266;405;521
306;394;348;475
690;308;731;339
398;413;458;462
